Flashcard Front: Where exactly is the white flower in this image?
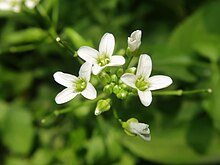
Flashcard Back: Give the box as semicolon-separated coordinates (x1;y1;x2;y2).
122;118;151;141
25;0;39;9
121;54;172;107
77;33;125;75
128;30;142;52
53;62;97;104
0;0;22;12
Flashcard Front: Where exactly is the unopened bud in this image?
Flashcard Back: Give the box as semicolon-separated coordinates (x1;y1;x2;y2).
116;68;124;77
111;74;118;83
113;85;120;94
98;72;111;85
125;67;136;74
116;89;128;99
103;84;113;94
128;30;142;52
94;99;111;115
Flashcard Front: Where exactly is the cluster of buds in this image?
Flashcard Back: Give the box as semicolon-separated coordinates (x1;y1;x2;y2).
53;30;172;141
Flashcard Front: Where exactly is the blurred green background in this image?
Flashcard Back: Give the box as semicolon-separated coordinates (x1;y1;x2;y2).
0;0;220;164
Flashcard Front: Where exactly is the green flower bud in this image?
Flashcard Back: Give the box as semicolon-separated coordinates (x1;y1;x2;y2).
98;72;111;85
125;67;136;74
111;74;118;83
120;83;128;90
116;68;124;77
113;85;120;94
94;99;111;115
103;84;113;94
116;89;128;99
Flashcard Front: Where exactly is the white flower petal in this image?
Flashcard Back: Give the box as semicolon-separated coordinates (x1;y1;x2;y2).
131;30;142;40
81;83;97;100
77;46;99;64
92;64;105;75
107;56;125;67
128;30;142;51
136;54;152;79
130;122;150;134
53;72;78;88
138;90;152;107
79;62;92;81
25;0;39;9
130;122;151;141
148;75;173;90
55;88;78;104
0;2;11;10
136;132;151;141
99;33;115;57
120;73;137;89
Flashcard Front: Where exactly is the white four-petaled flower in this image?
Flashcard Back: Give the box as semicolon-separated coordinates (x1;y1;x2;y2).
77;33;125;75
53;62;97;104
121;54;172;107
128;30;142;52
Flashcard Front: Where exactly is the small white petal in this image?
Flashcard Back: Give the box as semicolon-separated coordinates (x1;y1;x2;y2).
92;64;105;75
136;54;152;79
128;30;142;51
99;33;115;57
130;122;151;141
120;73;137;89
55;88;78;104
53;72;78;88
79;62;92;81
0;2;11;10
131;30;142;40
148;75;173;90
25;0;39;9
138;90;152;107
136;132;151;141
107;56;125;67
81;82;97;99
130;122;150;134
77;46;99;64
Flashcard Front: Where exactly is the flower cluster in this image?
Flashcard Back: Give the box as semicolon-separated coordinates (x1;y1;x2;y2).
0;0;40;12
53;30;172;141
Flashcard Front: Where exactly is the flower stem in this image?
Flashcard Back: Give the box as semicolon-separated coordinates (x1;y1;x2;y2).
56;37;77;56
124;56;133;69
152;88;212;96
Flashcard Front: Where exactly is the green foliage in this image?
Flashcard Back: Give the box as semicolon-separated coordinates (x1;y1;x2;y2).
0;0;220;164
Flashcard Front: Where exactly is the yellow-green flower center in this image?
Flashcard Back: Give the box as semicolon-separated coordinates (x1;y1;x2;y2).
97;53;110;66
74;78;87;92
135;76;149;91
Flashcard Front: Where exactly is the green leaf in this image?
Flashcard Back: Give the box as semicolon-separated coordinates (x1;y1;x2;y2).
2;105;35;155
86;135;105;164
169;1;220;62
186;113;213;154
3;28;47;45
5;156;29;165
122;124;220;164
31;148;54;165
64;28;93;49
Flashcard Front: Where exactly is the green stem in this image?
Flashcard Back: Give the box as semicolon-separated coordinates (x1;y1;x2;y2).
56;37;76;56
112;107;122;124
153;88;212;96
124;56;133;69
